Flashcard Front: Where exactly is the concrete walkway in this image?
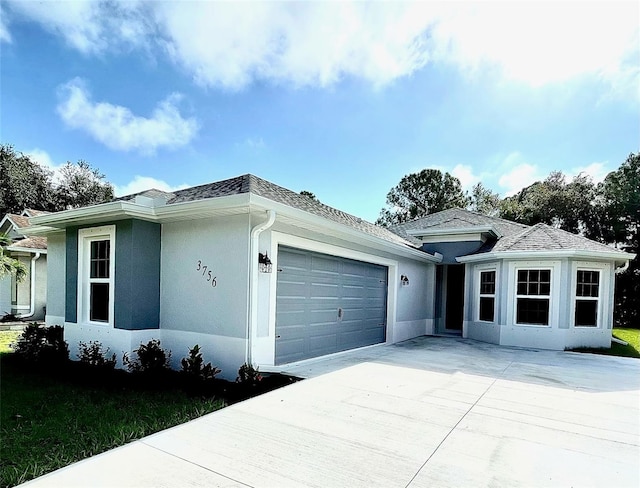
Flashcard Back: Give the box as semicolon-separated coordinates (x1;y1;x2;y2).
22;337;640;487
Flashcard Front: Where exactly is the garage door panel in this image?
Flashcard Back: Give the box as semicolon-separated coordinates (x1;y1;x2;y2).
276;246;388;365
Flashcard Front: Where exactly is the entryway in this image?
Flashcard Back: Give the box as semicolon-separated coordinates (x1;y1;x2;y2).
435;264;465;334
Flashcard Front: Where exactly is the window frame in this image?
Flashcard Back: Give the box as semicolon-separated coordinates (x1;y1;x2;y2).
77;225;115;327
509;261;560;328
571;262;609;329
476;266;497;323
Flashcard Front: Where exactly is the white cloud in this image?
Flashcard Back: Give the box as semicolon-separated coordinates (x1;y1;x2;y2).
571;162;611;184
114;176;189;197
451;164;480;192
56;78;199;154
0;4;11;43
7;1;638;96
498;152;542;196
24;148;67;183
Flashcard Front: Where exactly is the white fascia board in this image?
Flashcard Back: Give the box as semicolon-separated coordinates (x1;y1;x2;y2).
406;225;501;238
0;214;20;231
248;194;441;263
456;249;635;264
6;245;47;254
25;194;251;230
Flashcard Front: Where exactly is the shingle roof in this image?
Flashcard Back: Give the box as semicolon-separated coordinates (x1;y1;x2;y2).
24;209;51;217
7;236;47;251
5;214;31;229
117;174;417;249
391;208;528;239
480;223;620;254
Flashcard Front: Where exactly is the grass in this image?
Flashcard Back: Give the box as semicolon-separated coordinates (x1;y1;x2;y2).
0;352;223;487
567;327;640;359
0;331;21;354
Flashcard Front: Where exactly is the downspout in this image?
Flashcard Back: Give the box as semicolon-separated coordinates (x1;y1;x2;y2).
247;210;276;365
17;252;41;319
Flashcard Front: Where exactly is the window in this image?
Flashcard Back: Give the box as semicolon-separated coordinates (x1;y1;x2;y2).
478;270;495;322
516;269;550;325
575;270;599;327
78;226;115;326
89;240;110;322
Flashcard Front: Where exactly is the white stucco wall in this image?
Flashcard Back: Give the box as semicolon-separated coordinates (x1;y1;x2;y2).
32;255;47;320
45;233;66;326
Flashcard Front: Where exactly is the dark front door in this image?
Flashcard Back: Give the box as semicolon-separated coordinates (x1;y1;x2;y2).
445;264;465;331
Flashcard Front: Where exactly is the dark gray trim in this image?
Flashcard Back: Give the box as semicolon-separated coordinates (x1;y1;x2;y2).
114;220;161;330
65;227;78;322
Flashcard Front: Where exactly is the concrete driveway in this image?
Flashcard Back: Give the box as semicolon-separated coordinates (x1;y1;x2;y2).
22;337;640;487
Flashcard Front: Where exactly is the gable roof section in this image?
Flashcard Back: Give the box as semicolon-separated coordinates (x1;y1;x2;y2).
2;213;31;230
390;208;528;240
459;223;633;262
30;174;428;257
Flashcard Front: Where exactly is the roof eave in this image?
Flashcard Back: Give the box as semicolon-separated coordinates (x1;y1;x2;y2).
407;225;502;239
5;245;47;254
456;249;635;263
248;194;441;263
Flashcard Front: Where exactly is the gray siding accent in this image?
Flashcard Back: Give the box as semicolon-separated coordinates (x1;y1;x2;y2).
114;220;161;330
65;227;78;322
275;246;387;365
421;241;483;264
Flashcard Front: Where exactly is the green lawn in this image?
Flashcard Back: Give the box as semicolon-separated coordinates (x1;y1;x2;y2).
0;330;21;354
0;353;223;488
565;327;640;358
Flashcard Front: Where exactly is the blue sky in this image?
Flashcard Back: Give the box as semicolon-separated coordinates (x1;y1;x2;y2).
1;1;638;222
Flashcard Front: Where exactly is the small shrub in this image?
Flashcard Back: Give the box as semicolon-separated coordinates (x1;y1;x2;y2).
13;323;69;364
77;341;117;370
124;339;171;374
1;312;19;322
180;345;221;381
236;363;262;384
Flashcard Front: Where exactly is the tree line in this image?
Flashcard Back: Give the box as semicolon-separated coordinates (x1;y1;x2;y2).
0;144;114;216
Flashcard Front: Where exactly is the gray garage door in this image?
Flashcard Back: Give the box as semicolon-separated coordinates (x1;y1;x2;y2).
275;246;388;365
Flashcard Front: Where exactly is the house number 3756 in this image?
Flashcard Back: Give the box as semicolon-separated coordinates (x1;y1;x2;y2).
196;260;217;287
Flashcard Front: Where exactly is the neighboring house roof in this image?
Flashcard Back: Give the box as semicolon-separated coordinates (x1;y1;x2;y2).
6;236;48;252
1;212;48;252
23;209;51;217
116;174;417;250
3;213;31;229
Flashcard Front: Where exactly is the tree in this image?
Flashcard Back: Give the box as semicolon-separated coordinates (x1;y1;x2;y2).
499;171;597;234
0;233;26;282
376;169;469;227
0;144;114;214
0;144;54;215
597;153;639;327
53;161;114;210
299;190;318;201
468;182;501;216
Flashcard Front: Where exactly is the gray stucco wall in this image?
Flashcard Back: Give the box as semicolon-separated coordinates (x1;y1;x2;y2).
46;233;66;324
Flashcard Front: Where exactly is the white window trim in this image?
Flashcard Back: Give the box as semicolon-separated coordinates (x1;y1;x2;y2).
508;261;560;328
570;261;610;329
77;225;115;327
475;264;497;323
